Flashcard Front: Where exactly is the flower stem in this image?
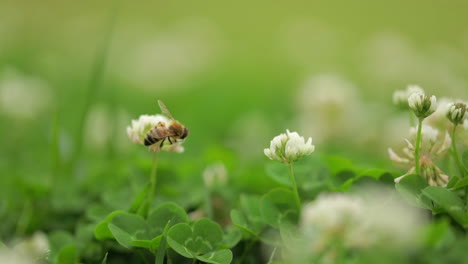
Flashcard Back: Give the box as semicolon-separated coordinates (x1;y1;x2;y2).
148;153;158;212
450;125;468;206
414;118;423;176
288;163;301;212
450;125;465;177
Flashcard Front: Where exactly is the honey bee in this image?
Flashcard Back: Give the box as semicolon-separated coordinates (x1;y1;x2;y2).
144;100;189;150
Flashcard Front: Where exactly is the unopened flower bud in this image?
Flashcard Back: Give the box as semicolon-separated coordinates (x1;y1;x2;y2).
446;102;467;125
408;92;437;119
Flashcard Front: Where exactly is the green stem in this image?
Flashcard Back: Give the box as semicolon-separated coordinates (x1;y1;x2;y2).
237;239;256;264
205;188;214;219
414;118;423;176
451;125;465;177
192;258;198;264
266;247;277;264
70;0;118;170
288;163;301;212
148;153;158;212
450;125;468;206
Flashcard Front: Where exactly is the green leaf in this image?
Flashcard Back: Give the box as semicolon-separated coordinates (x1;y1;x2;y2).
128;183;150;214
197;249;233;264
48;231;75;261
324;155;353;175
108;213;149;248
395;174;432;209
167;223;195;258
265;163;291;186
451;177;468;190
167;218;224;258
94;210;126;240
422;186;468;228
131;236;162;251
260;188;298;228
147;202;189;236
220;226;242;249
54;244;78;264
422;219;454;248
462;150;468;170
446;176;460;189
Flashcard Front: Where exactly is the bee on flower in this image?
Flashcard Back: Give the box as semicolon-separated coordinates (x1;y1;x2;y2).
126;100;188;153
388;125;451;186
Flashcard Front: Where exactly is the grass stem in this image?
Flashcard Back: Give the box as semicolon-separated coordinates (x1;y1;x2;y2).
414;118;423;176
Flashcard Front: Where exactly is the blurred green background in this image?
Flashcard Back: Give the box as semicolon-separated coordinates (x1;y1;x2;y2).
1;0;467;241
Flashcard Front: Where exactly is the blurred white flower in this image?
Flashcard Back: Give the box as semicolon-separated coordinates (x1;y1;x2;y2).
85;105;132;152
409;124;439;147
393;85;425;109
408;92;437;119
203;163;228;187
12;232;49;262
0;250;34;264
426;97;453;128
264;130;314;164
0;231;49;264
0;68;52;119
464;119;468;131
300;188;425;253
296;73;366;145
446;102;467;125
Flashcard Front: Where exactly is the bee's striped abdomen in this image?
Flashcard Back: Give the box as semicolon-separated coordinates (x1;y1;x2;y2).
144;129;160;146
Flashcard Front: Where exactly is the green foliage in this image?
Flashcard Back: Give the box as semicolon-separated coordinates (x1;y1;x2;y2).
422;187;468;228
167;218;233;264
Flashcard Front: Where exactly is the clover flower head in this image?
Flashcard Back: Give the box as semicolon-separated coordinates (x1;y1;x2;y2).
446;102;467;125
393;85;424;109
390;125;451;186
300;190;424;251
203;163;228;187
264;130;315;164
408;92;437;119
126;114;185;153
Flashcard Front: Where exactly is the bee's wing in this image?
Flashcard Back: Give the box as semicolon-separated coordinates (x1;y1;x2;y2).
158;100;175;120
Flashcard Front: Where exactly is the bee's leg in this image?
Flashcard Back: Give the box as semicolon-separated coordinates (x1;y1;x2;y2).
159;138;166;148
168;137;173;144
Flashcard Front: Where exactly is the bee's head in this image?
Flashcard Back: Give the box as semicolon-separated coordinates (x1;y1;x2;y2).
180;127;189;139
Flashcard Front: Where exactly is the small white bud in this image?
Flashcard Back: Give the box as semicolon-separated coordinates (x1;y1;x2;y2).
408;92;437;119
446;102;467;125
203;163;228;187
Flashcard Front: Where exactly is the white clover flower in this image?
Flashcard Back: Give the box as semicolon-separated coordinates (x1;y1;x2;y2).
264;130;315;164
464;119;468;131
300;189;425;252
126;114;184;153
408;92;437;119
0;68;51;120
203;163;228;187
12;232;49;262
393;85;424;109
446;102;467;125
127;114;169;144
389;126;451;186
409;124;439;147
